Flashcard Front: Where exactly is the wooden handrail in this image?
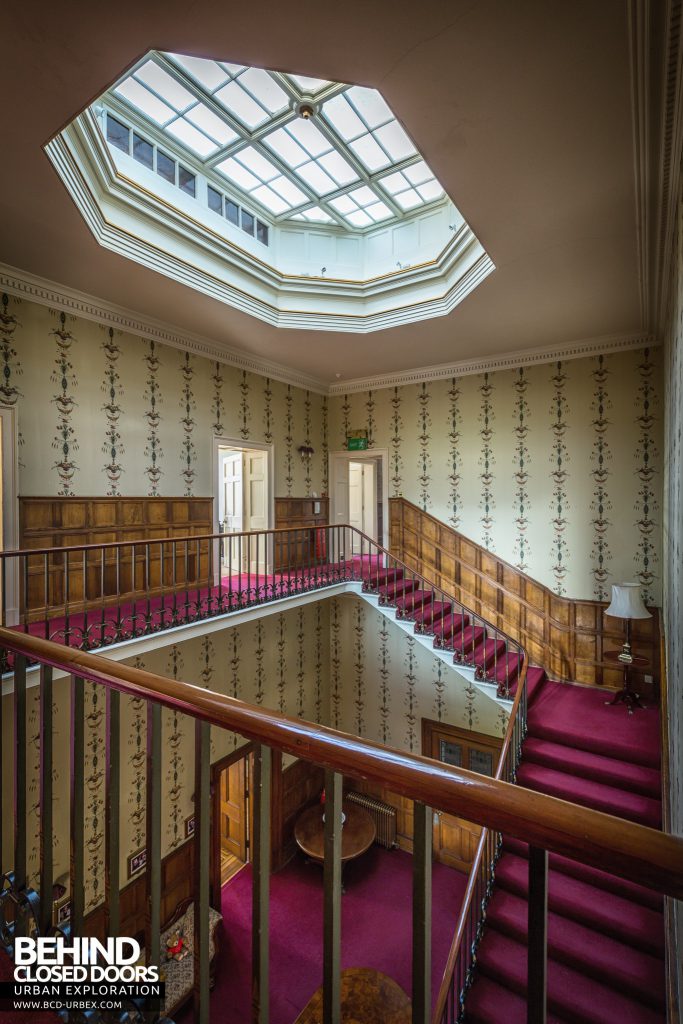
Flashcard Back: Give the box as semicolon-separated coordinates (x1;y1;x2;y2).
2;627;682;900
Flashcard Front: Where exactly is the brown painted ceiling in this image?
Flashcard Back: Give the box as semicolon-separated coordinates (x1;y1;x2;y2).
2;0;646;384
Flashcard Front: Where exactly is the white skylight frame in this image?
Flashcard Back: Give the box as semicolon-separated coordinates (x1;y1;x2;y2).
104;50;448;232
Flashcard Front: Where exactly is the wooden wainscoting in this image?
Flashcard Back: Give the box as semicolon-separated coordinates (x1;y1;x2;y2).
390;498;660;693
19;496;213;620
274;497;329;571
272;754;324;871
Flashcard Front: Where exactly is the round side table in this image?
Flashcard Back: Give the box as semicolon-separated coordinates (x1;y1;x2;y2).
603;651;649;714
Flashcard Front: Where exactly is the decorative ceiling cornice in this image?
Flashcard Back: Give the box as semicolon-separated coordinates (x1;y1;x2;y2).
0;263;659;396
0;262;329;394
328;332;660;394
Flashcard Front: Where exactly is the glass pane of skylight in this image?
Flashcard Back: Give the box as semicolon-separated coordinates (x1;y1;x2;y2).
301;207;334;222
238;68;288;114
322;94;365;141
379;171;409;195
348;185;376;207
404;160;432;186
366;201;392;221
288;75;331;93
263;128;308;167
166;119;219;157
318;150;358;185
394;189;422;210
251;185;289;214
185;104;238;145
330;195;355;214
294;161;336;194
374;121;416;162
269;175;307;205
286;118;331;157
135;61;195;111
169;55;228;92
235;146;279;182
349;134;390;171
221;62;247;76
417;179;444;202
216;157;260;191
347;209;372;227
346;86;393;129
215;81;268;128
115;78;175;124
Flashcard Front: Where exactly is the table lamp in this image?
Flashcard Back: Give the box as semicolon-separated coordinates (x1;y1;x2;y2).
604;583;651;663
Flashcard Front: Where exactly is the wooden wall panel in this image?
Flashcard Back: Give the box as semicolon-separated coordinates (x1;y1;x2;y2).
390;498;660;693
274;497;329;572
18;496;213;620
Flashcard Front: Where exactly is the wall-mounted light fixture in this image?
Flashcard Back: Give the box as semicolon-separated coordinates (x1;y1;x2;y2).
298;444;315;464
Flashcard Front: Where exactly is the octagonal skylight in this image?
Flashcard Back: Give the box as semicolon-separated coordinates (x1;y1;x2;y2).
105;52;446;231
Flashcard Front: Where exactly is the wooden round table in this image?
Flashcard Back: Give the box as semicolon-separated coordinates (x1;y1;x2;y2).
604;650;649;713
294;801;375;879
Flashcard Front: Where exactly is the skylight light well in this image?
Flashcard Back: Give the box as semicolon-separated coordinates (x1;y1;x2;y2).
101;50;450;233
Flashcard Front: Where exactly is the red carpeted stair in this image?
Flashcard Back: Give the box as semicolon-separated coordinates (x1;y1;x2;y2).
464;677;666;1023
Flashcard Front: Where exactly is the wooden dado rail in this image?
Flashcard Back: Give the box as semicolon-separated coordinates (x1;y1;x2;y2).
390;498;660;691
1;629;682;1024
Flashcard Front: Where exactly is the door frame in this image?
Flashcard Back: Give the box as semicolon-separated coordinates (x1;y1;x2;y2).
210;744;254;907
329;448;389;551
212;436;275;584
0;407;19;625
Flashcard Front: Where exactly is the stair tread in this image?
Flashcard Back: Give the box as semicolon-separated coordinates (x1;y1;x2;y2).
464;976;566;1024
516;761;662;828
502;836;664;910
522;736;661;797
495;853;664;955
476;929;665;1024
486;888;665;1008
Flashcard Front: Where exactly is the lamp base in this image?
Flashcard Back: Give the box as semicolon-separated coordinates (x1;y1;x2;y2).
617;646;634;664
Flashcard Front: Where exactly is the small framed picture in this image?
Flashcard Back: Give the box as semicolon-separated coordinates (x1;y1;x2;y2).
185;815;195;838
53;894;71;927
128;847;147;878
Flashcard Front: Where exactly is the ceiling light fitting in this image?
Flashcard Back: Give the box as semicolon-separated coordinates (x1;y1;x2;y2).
297;101;316;119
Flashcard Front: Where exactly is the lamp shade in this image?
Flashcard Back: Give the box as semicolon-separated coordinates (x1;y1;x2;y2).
604;583;651;620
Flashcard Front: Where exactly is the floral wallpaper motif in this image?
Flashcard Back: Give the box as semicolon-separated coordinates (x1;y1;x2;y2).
321;395;329;496
263;377;273;444
341;393;351;444
101;328;125;495
304;390;312;495
353;602;366;735
143;340;163;495
0;293;22;406
330;598;341;728
478;372;495;549
390;386;403;497
366;389;376;448
433;660;446;723
296;607;306;717
128;657;147;855
378;614;391;744
549;362;570;595
84;683;105;910
211;361;225;435
417;382;432;511
165;645;186;850
634;349;659;604
589;355;613;599
314;604;324;723
447;377;462;528
254;620;264;706
285;385;294;496
179;352;197;497
403;636;418;752
239;370;250;440
50;312;79;495
512;368;530;570
276;612;287;713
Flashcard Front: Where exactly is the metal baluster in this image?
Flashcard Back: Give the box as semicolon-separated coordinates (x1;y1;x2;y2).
527;847;548;1024
228;530;233;610
287;531;291;596
39;664;53;936
70;675;85;938
13;655;27;916
1;556;5;631
132;545;137;637
194;719;211;1024
256;533;260;603
184;540;190;623
412;801;432;1024
23;556;29;635
172;542;178;625
239;535;243;606
105;688;120;937
145;543;151;632
99;548;105;647
196;537;201;615
145;702;162;969
252;743;271;1024
44;554;49;641
160;542;166;627
115;546;121;640
82;550;88;647
323;769;342;1024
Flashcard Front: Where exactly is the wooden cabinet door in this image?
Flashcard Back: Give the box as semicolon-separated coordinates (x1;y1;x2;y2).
220;758;247;861
432;811;482;872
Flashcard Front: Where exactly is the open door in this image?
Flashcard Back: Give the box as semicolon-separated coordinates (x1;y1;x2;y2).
219;756;249;883
220;450;243;569
244;450;268;574
349;461;377;554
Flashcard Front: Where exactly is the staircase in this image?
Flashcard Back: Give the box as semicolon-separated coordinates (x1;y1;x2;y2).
354;558;526;701
464;676;666;1023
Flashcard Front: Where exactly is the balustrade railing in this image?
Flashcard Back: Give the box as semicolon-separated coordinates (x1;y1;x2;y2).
1;630;682;1024
0;525;525;699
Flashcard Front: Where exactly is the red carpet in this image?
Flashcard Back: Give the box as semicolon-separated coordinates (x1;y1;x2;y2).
177;846;467;1024
465;677;666;1023
0;951;61;1022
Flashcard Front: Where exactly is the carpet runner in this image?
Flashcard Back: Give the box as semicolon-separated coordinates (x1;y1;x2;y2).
464;677;665;1023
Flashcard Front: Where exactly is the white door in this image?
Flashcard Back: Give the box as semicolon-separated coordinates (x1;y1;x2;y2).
221;451;242;568
349;461;377;553
244;450;268;573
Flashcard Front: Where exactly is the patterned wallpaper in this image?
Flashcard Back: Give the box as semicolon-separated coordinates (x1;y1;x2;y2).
329;349;664;603
330;595;506;751
0;295;326;499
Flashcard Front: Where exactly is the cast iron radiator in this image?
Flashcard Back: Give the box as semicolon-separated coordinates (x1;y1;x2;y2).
346;790;398;849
